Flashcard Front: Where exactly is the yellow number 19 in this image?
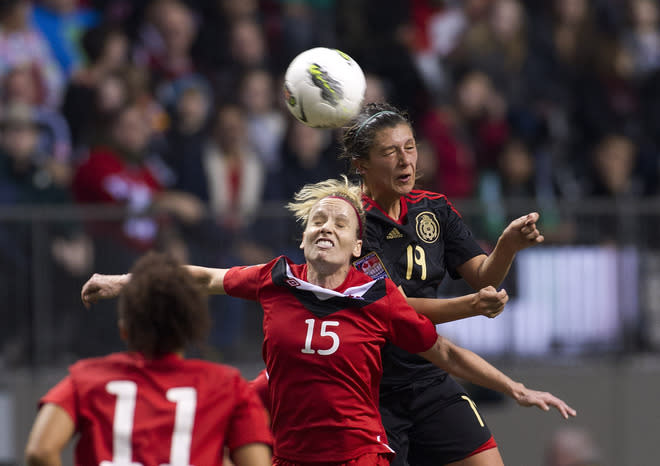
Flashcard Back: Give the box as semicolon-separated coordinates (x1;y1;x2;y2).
405;245;427;281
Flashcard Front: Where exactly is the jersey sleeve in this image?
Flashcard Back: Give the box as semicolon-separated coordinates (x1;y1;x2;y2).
249;369;269;409
39;376;78;426
225;376;273;451
442;201;485;279
383;280;438;353
223;262;271;301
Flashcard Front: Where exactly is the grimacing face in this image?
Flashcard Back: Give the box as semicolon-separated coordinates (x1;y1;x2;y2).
357;123;417;202
300;198;362;273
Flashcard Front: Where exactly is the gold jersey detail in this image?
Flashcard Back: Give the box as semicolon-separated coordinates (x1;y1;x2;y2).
386;228;404;240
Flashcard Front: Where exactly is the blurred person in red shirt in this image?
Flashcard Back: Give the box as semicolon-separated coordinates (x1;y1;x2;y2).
71;102;203;252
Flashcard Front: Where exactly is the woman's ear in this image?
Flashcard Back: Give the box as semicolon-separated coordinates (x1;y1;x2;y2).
352;239;362;258
352;158;366;175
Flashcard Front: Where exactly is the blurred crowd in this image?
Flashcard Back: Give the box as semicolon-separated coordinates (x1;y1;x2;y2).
2;0;660;362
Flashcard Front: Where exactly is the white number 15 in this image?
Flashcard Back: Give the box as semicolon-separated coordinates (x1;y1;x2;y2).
301;319;340;355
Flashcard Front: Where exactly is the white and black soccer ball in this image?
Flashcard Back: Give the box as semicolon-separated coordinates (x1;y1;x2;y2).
283;47;366;128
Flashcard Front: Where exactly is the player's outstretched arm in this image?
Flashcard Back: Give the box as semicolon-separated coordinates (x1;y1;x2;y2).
405;286;508;324
81;266;229;308
25;403;75;466
80;273;130;308
459;212;545;289
419;336;576;419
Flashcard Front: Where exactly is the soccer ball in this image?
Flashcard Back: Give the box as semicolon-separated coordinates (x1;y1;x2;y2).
283;47;366;128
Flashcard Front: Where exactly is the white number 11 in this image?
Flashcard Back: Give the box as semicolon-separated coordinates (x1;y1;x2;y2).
100;381;197;466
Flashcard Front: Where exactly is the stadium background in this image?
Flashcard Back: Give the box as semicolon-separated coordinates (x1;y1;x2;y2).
2;0;660;464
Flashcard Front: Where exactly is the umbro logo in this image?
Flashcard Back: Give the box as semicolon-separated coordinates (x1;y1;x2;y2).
386;228;404;239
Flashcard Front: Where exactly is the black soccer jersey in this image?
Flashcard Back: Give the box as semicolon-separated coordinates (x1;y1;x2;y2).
355;190;485;387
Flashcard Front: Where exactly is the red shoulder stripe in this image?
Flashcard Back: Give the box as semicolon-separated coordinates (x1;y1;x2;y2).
406;190;462;217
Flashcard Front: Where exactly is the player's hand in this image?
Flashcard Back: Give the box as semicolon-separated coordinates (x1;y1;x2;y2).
500;212;544;253
81;273;128;309
514;385;577;419
471;286;508;319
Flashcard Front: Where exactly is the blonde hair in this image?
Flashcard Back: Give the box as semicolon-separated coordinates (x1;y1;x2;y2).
287;176;365;238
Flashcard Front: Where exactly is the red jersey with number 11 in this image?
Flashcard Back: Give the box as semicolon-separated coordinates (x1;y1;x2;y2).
39;352;272;466
224;256;438;462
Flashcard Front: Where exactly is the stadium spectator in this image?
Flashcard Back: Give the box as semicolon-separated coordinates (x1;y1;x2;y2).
278;0;338;65
575;133;645;246
621;0;660;80
419;70;510;198
211;18;272;103
352;1;430;122
25;251;273;466
202;103;265;232
61;23;130;148
30;0;101;77
238;67;286;172
191;0;262;72
161;77;212;200
0;0;65;108
2;63;73;164
80;177;576;465
447;0;530;109
345;102;548;466
133;0;198;90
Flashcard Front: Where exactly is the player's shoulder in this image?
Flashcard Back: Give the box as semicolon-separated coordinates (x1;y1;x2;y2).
404;189;450;206
182;357;240;374
69;352;126;371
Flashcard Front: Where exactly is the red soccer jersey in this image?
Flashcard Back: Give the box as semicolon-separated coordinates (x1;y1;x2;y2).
223;256;438;462
40;352;272;466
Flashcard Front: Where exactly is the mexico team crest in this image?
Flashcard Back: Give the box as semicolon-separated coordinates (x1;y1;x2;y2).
415;212;439;243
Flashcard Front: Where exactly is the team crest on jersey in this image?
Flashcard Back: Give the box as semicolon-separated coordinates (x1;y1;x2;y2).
415;212;440;243
353;252;390;280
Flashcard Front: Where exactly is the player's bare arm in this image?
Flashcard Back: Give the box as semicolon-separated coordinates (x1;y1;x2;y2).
230;443;273;466
418;336;577;420
405;286;508;324
184;265;228;294
81;266;229;307
25;403;75;466
458;212;545;289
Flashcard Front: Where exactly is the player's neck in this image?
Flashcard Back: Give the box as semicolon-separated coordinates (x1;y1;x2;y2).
373;195;402;220
363;186;402;219
306;263;350;290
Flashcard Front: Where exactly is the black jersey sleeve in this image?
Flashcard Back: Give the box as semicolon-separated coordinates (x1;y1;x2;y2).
442;201;485;279
358;220;404;284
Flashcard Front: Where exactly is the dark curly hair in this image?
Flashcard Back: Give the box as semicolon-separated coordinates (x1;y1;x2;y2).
340;102;412;163
118;252;210;358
